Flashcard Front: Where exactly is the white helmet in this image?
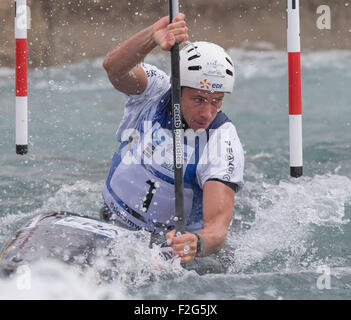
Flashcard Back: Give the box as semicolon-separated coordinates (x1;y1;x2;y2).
180;41;235;93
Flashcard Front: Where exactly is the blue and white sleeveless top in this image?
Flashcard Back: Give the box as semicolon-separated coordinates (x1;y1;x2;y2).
102;64;244;234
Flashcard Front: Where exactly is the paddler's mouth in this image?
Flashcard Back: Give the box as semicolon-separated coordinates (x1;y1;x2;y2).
190;119;211;130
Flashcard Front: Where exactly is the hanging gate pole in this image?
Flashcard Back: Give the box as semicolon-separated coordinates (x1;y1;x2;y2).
15;0;28;155
287;0;303;177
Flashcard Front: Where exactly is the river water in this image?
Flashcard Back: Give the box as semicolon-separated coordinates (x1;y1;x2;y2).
0;48;351;300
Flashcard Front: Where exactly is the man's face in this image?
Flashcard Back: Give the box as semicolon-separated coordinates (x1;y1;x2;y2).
181;87;225;131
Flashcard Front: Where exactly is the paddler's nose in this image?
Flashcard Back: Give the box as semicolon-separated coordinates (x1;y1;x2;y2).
199;102;214;120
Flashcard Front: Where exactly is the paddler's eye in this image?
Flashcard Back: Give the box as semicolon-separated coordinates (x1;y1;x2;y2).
192;97;207;105
212;98;223;104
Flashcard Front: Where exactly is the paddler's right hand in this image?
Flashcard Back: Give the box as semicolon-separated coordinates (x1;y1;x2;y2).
166;229;198;264
152;13;189;51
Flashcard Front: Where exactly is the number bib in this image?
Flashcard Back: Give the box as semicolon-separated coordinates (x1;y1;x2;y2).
103;157;194;233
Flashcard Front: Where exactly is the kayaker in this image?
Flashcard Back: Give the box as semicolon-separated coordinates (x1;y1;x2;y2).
101;13;245;264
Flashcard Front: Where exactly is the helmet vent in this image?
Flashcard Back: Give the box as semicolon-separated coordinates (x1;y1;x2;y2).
187;46;198;53
188;54;201;61
188;66;202;71
226;69;233;76
226;57;233;67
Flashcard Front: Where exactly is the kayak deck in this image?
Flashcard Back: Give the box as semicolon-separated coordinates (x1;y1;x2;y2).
0;212;227;278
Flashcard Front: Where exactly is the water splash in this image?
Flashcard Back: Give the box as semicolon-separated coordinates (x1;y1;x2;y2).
228;174;351;273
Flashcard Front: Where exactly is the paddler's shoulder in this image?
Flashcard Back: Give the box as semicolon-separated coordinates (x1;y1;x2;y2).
208;111;233;130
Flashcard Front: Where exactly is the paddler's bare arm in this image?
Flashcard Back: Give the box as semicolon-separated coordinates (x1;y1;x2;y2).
102;14;189;95
167;180;235;263
198;180;235;256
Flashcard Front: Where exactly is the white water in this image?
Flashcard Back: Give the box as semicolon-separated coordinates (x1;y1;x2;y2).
1;48;351;299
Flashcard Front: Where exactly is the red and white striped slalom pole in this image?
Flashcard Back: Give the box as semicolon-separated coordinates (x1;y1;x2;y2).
15;0;28;155
287;0;303;177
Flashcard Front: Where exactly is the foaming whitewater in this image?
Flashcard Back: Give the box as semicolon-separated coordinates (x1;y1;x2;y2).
1;47;351;299
230;174;351;273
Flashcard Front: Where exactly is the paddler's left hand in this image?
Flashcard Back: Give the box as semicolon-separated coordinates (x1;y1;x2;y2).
166;230;198;263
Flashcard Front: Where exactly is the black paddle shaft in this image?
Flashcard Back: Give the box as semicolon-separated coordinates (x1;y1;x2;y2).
169;0;185;234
